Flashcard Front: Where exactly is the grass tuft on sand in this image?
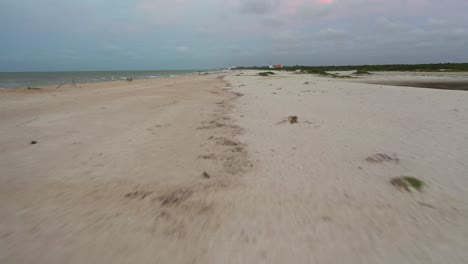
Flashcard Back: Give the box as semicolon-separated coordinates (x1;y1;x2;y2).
258;72;276;76
306;70;354;78
391;176;425;192
354;69;371;75
288;116;298;124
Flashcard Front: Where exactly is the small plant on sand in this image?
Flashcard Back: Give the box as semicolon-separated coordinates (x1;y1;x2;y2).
307;70;353;78
307;69;328;75
258;72;276;76
403;176;424;191
332;74;354;79
202;171;211;179
391;176;425;192
288;116;298;124
354;69;371;75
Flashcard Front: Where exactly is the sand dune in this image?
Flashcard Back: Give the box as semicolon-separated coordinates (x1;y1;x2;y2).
1;71;467;263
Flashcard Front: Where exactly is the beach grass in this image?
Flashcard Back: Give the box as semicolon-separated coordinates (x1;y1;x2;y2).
240;62;468;72
354;69;371;75
391;176;425;192
306;70;354;78
258;72;276;76
403;176;424;191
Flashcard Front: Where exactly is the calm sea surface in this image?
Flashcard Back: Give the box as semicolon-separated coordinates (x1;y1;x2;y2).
0;70;221;88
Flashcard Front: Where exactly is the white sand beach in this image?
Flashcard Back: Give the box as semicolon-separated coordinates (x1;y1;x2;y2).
1;71;467;263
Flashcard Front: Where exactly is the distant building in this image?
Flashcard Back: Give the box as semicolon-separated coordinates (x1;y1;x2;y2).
275;64;283;70
269;65;274;69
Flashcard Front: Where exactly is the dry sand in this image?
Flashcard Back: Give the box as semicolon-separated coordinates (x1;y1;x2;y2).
1;71;467;263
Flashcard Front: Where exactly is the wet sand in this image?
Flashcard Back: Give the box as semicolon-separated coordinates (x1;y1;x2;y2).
360;81;468;91
351;71;468;91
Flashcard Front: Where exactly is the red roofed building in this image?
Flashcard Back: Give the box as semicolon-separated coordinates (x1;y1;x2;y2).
275;64;283;70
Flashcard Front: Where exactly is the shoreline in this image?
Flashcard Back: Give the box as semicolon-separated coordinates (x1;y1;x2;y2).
0;70;225;90
0;74;214;91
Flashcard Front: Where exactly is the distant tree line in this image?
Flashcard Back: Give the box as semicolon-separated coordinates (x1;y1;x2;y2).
237;63;468;72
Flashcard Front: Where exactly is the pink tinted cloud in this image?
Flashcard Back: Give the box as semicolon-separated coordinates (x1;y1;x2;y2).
276;0;432;22
279;0;315;15
281;1;304;15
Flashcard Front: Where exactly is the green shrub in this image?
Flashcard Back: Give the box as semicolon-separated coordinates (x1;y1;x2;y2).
258;72;275;76
391;176;425;192
355;69;371;75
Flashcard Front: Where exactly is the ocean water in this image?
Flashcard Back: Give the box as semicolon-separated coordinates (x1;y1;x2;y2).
0;70;221;89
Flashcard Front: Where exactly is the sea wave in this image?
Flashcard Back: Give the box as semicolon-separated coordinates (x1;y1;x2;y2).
0;69;221;88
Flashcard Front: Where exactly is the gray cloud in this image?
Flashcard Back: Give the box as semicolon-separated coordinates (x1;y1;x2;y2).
426;18;447;28
0;0;467;71
318;28;350;41
175;46;190;53
238;0;279;14
376;17;409;33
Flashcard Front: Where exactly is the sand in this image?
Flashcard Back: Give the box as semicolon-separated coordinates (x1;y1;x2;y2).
1;71;467;263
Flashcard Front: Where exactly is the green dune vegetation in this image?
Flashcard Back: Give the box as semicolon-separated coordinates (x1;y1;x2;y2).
239;63;468;73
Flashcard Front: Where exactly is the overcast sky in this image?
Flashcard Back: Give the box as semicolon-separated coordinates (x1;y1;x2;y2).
1;0;467;71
